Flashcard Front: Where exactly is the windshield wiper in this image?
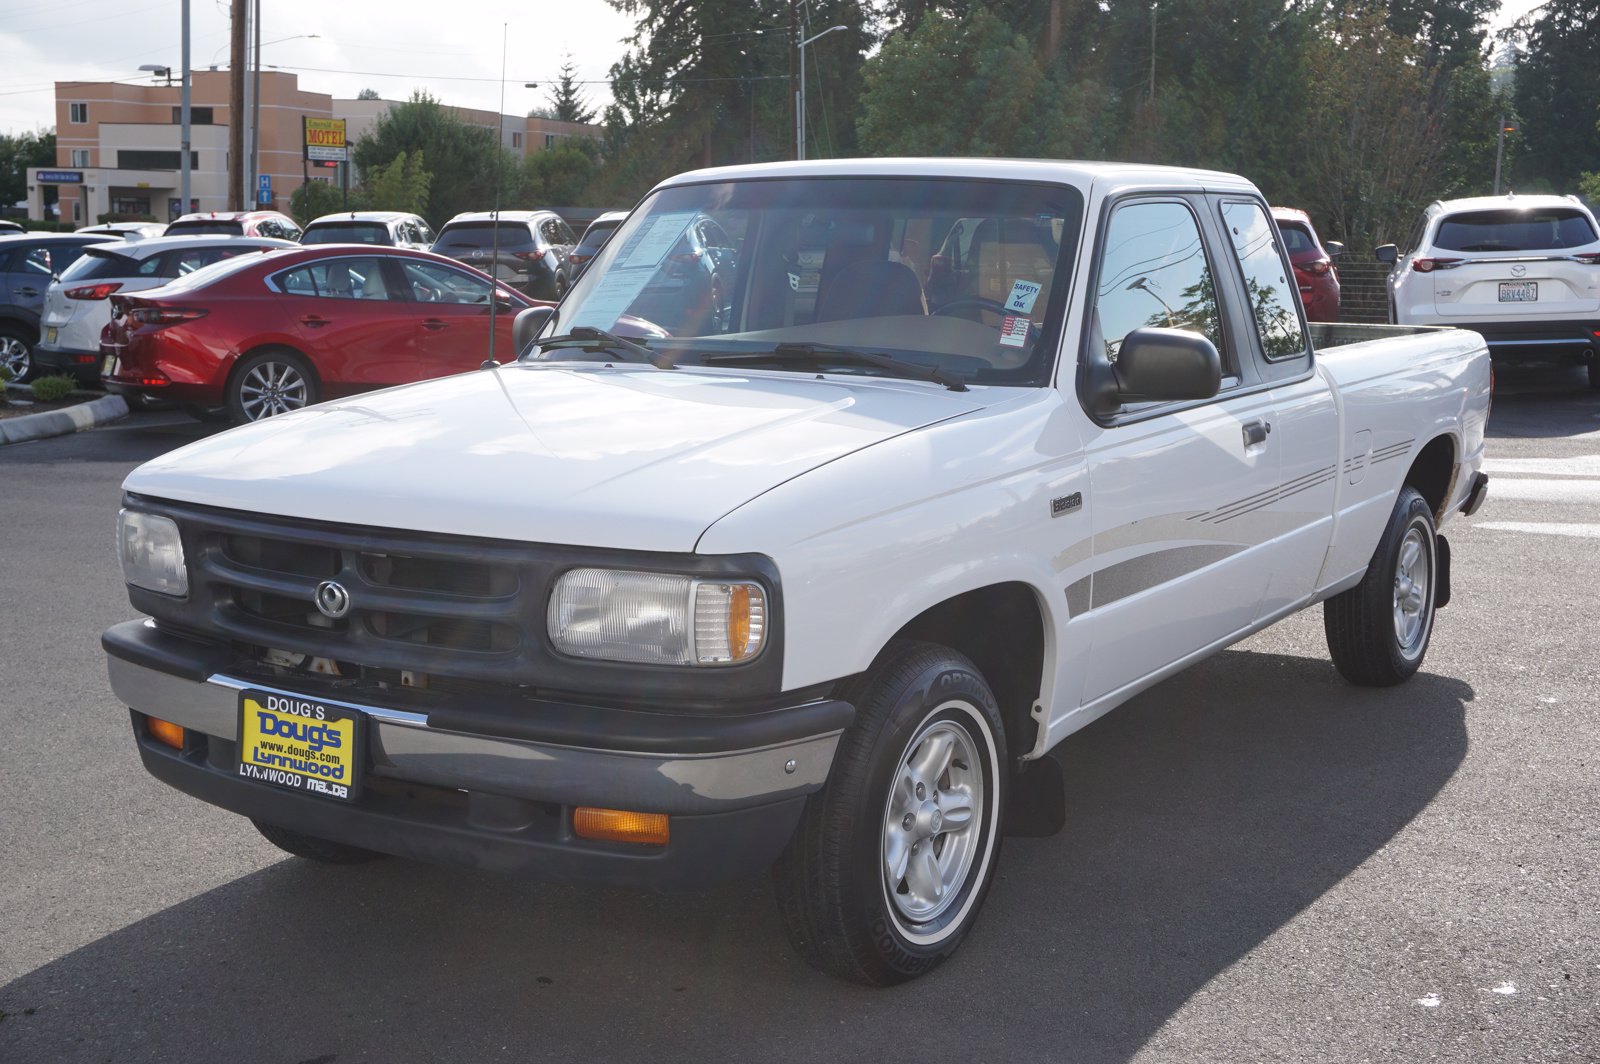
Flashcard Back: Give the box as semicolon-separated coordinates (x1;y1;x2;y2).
698;342;968;392
534;326;670;368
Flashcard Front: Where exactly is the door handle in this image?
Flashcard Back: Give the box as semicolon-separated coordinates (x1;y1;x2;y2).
1242;419;1272;447
299;315;329;328
421;319;448;330
18;286;39;297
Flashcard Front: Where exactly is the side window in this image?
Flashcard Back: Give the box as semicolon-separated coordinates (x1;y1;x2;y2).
139;255;167;277
417;223;434;245
399;260;491;304
1405;215;1428;256
275;257;393;300
166;246;243;278
1220;201;1307;362
558;221;576;245
22;247;54;275
1092;200;1223;364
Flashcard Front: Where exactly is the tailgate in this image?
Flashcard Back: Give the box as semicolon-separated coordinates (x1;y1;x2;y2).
1433;254;1600;318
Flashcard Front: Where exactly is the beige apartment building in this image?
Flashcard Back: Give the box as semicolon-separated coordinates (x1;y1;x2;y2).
26;71;601;224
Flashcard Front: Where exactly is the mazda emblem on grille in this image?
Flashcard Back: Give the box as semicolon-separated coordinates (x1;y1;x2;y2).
314;580;352;619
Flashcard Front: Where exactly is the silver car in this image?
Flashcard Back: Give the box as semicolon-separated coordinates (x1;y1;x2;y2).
34;235;295;383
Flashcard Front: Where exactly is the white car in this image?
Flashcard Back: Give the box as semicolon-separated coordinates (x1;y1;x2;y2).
300;211;434;251
105;158;1490;985
1379;193;1600;388
33;235;294;383
77;221;168;240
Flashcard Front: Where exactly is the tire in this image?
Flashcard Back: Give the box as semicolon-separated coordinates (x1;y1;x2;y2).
226;349;319;424
0;324;35;383
772;640;1008;985
1324;485;1438;686
1586;359;1599;391
252;819;385;864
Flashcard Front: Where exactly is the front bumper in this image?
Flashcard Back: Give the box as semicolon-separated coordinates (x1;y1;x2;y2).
106;619;851;888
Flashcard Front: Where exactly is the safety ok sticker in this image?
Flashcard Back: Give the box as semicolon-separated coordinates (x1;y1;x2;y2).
1005;279;1043;314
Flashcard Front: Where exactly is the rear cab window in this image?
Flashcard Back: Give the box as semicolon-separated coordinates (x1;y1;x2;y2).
1220;200;1309;364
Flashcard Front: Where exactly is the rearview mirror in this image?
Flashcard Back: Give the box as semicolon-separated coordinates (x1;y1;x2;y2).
1114;327;1221;403
1374;244;1398;264
512;305;555;356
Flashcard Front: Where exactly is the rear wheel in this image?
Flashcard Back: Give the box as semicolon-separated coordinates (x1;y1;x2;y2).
227;349;318;424
252;820;384;864
773;641;1007;985
1324;485;1438;686
0;325;34;383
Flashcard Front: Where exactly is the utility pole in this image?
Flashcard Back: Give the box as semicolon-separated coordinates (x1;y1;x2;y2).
228;0;245;210
797;25;846;162
180;0;191;215
249;0;261;208
1493;116;1514;196
789;0;799;161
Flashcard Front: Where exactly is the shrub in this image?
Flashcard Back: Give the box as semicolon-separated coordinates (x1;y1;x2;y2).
30;375;77;402
0;363;12;404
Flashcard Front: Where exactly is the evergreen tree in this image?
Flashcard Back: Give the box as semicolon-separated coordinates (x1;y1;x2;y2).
546;56;596;124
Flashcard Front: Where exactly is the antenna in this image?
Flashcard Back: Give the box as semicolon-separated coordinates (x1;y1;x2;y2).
486;22;508;366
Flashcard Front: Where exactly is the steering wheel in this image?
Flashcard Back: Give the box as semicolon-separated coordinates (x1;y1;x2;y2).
411;280;442;303
934;297;1011;322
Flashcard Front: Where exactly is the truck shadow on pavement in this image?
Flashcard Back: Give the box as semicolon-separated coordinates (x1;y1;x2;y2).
0;649;1470;1064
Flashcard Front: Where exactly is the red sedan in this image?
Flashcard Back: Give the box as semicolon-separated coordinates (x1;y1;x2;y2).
101;245;536;423
1272;207;1343;323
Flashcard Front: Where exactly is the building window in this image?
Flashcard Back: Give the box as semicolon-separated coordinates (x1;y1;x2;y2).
112;196;152;217
71;149;90;167
545;133;556;149
69;102;88;123
511;132;522;149
171;106;215;124
117;150;200;170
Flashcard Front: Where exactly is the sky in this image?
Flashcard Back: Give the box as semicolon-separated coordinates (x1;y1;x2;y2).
0;0;640;134
0;0;1558;136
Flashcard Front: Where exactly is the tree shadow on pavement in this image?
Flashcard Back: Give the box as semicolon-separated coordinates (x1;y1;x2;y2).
0;649;1470;1064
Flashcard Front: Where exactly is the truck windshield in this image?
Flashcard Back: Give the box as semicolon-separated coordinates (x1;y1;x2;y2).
548;176;1084;388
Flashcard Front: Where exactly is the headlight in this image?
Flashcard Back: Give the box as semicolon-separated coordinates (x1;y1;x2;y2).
548;568;766;666
118;509;188;597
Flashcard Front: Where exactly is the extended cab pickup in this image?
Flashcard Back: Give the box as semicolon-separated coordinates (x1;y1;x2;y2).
104;159;1491;986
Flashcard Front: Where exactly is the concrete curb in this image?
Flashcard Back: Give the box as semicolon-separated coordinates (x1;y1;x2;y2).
0;393;129;445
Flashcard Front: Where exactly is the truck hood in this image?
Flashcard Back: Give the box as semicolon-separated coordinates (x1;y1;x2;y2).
124;363;988;551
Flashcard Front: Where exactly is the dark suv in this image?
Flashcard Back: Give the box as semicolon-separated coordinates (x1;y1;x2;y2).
0;231;116;381
431;210;575;300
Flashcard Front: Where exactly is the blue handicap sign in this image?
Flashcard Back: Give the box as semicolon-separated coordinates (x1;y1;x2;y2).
258;174;271;192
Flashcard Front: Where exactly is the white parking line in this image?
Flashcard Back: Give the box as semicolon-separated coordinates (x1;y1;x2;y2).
1483;455;1600;477
1475;521;1600;539
1484;479;1600;503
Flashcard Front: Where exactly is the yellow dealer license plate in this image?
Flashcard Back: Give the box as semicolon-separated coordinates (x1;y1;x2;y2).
237;690;364;801
46;326;57;344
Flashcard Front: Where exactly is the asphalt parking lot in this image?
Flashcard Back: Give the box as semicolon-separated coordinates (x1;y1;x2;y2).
1;366;1597;1063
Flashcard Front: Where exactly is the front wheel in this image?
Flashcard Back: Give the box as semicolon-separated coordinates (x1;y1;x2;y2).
772;641;1007;985
1324;485;1438;685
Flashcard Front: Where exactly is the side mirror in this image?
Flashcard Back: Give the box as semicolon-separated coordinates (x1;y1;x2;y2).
512;305;555;356
1113;327;1221;403
1325;241;1345;259
1374;244;1398;264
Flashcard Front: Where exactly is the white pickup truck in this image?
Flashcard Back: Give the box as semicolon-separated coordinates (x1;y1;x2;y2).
104;159;1490;985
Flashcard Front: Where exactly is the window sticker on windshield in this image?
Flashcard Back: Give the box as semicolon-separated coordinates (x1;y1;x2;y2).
999;315;1029;348
1004;279;1042;315
568;210;700;330
612;210;697;270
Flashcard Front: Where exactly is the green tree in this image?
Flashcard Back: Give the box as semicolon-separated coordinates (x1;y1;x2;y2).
365;149;432;214
352;91;511;223
288;178;351;224
0;130;56;210
521;141;598;206
356;87;381;101
545;55;596;124
1511;0;1600;190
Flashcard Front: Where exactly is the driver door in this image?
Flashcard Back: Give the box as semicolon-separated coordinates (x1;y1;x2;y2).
398;258;518;374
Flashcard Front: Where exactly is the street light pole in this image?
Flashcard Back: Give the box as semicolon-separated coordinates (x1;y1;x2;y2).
1493;116;1515;196
249;0;261;207
796;25;846;162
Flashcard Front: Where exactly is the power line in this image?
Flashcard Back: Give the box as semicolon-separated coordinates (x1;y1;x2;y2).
265;62;787;86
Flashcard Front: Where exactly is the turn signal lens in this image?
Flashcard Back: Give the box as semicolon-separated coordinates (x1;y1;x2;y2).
693;581;766;664
573;807;669;846
147;717;184;749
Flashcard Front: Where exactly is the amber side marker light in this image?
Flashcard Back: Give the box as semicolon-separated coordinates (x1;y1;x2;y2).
148;717;185;750
573;807;670;846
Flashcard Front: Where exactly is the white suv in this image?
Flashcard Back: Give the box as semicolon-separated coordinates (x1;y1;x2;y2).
1379;193;1600;389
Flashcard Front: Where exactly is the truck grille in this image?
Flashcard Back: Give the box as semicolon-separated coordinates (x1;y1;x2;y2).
123;495;786;705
